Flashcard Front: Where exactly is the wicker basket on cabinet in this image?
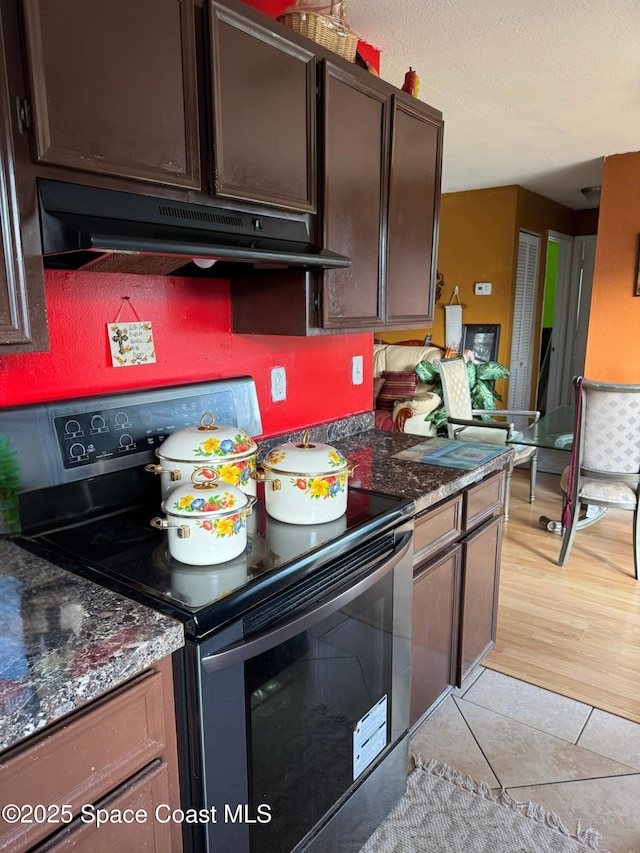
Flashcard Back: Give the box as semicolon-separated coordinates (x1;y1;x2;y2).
278;0;358;62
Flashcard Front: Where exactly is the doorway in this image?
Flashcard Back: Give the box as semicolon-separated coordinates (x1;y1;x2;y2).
536;232;596;413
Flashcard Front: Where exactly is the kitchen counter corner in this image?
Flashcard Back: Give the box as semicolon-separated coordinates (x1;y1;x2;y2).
0;538;184;753
335;429;513;513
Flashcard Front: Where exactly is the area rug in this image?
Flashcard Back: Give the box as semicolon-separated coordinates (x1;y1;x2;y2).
360;758;607;853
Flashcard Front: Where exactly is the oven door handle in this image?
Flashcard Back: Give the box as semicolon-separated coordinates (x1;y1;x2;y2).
201;528;412;673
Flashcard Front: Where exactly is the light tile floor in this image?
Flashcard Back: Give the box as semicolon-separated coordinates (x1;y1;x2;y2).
409;667;640;853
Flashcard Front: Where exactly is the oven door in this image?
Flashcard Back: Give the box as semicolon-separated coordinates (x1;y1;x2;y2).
186;522;413;853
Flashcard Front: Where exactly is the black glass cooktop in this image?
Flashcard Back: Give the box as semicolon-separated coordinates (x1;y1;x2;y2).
22;486;412;640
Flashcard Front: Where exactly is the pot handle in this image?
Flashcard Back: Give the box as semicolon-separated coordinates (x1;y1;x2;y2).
197;412;218;432
191;466;220;487
145;463;182;482
250;469;282;491
245;494;258;515
150;516;191;538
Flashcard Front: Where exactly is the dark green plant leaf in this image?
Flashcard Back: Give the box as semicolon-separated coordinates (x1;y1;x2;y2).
424;404;448;430
415;360;440;383
465;360;477;389
476;361;510;381
472;381;497;410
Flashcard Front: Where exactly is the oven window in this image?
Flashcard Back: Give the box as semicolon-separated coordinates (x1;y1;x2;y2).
245;571;394;853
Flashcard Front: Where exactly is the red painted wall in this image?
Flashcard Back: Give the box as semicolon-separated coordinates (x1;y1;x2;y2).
0;271;373;438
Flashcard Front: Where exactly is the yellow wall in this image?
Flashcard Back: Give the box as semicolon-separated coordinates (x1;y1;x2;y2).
584;151;640;382
381;184;575;407
381;186;519;359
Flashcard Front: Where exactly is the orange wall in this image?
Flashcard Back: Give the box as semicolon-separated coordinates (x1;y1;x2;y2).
380;185;578;407
382;185;574;366
584;151;640;382
433;186;520;366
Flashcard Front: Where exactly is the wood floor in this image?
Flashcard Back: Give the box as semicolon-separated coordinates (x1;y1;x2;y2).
484;468;640;724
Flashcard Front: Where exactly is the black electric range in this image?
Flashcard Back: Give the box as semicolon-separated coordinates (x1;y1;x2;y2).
5;378;415;853
6;377;412;641
20;481;412;641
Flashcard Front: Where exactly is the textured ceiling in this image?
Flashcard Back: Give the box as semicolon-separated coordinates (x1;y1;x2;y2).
346;0;640;209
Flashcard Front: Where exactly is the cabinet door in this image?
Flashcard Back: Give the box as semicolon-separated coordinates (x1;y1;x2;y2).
37;762;174;852
208;1;316;212
386;97;443;327
411;546;461;727
320;61;388;330
0;0;47;352
21;0;200;189
457;514;503;686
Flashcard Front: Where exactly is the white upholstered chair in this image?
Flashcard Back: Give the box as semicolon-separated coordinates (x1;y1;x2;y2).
437;357;540;521
558;377;640;579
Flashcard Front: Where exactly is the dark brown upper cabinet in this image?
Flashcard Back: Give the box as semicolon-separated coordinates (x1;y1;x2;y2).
0;0;47;353
207;1;316;212
319;61;389;330
231;71;443;336
20;0;200;189
385;96;442;328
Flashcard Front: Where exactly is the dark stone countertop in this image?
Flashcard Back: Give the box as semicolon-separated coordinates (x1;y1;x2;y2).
0;419;509;755
0;538;184;753
333;429;513;514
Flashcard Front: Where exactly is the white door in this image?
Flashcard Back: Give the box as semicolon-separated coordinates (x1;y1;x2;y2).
508;231;540;413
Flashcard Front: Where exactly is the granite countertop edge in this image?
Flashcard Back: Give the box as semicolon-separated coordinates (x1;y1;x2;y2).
0;538;184;753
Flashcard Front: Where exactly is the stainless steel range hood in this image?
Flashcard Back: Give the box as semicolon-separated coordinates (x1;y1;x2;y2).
37;179;350;275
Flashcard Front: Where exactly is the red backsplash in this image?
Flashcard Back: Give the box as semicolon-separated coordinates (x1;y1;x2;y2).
0;270;373;438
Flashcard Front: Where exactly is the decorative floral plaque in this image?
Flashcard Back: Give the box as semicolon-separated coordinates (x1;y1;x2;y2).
107;320;156;367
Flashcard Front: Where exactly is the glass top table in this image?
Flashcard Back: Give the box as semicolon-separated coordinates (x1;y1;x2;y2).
506;404;608;533
508;405;575;451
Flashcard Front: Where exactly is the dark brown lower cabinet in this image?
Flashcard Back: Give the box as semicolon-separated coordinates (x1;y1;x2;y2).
457;514;504;686
0;655;181;853
37;761;172;852
410;470;505;729
410;546;460;727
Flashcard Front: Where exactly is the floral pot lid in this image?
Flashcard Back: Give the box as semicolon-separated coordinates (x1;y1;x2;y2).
163;474;250;519
262;430;348;476
156;413;257;463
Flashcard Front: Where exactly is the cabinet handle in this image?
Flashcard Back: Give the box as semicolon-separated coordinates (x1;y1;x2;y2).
15;96;31;134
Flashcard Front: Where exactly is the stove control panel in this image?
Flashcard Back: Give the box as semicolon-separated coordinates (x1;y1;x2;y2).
0;377;263;491
53;390;239;470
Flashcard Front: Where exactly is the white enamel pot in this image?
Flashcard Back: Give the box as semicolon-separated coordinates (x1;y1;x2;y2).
150;473;256;566
254;430;354;525
145;413;258;500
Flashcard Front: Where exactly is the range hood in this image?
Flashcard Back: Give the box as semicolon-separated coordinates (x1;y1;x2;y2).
37;179;351;275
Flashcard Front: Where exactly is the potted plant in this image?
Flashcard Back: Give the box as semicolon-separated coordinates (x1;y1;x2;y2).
414;358;511;433
0;434;21;534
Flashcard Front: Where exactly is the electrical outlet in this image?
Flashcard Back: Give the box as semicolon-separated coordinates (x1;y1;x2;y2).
352;355;363;385
475;282;492;295
270;366;286;402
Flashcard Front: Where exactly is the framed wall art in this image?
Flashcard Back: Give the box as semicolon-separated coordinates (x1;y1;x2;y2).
462;324;501;364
